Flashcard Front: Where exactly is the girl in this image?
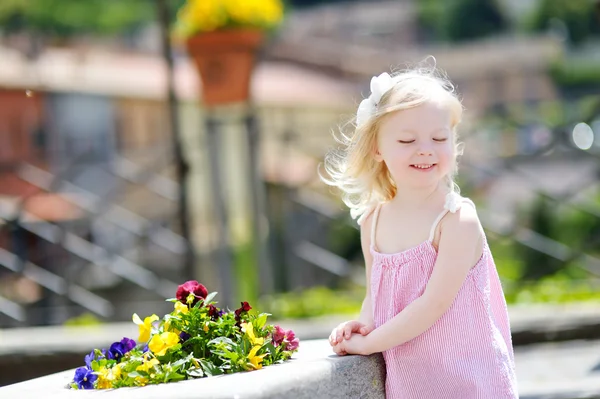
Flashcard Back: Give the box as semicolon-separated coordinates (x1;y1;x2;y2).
322;66;518;398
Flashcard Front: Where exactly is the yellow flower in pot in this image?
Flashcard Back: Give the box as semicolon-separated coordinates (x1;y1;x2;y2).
175;0;285;106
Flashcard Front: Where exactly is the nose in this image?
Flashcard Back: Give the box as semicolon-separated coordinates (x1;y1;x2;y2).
417;144;433;156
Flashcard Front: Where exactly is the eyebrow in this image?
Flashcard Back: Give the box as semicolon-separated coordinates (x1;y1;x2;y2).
398;127;451;135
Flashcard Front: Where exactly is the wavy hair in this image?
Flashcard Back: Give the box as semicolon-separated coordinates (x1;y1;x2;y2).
320;62;464;223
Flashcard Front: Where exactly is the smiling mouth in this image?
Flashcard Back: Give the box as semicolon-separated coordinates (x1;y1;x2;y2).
410;164;436;170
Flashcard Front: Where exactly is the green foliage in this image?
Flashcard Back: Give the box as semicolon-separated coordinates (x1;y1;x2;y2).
417;0;508;42
445;0;508;42
510;272;600;304
519;196;563;280
0;0;186;38
526;0;600;45
549;59;600;89
63;312;103;326
259;286;363;319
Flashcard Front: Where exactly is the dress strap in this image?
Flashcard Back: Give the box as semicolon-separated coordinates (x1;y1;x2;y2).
371;203;382;249
428;192;471;241
428;208;450;242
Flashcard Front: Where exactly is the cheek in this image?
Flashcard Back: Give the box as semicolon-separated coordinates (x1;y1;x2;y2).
436;145;455;172
383;146;412;168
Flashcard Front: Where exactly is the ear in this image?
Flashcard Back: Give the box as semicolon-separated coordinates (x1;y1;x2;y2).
373;147;383;162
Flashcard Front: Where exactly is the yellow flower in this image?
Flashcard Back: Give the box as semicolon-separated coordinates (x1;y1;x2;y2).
164;301;189;334
241;322;264;346
247;345;267;370
136;353;160;373
176;0;284;36
96;365;122;389
149;332;180;356
174;301;189;315
134;376;149;386
132;313;159;343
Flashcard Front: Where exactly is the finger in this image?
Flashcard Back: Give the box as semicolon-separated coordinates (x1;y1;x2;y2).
344;321;360;339
343;325;352;339
331;328;340;344
336;328;344;343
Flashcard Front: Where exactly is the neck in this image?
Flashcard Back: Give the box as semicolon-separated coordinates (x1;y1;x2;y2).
389;182;446;208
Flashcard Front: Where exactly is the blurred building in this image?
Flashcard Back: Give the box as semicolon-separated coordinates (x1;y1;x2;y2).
267;0;562;117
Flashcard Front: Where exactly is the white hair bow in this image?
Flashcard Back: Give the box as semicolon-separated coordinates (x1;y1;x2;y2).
356;72;394;127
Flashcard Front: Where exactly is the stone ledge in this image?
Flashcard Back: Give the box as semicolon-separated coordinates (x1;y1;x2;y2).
0;340;386;399
2;339;600;399
1;304;600;388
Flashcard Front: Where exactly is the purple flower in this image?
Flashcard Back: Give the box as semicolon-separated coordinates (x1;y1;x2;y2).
120;337;136;353
107;337;136;361
107;342;124;361
142;344;149;353
74;366;97;389
272;325;286;346
84;351;95;369
179;332;191;343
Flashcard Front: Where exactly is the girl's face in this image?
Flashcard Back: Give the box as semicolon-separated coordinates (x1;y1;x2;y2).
375;101;455;191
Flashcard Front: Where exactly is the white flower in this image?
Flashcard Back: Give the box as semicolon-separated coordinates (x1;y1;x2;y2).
356;72;395;127
445;192;461;213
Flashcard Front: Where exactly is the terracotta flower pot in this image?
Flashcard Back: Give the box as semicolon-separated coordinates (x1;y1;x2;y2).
185;29;264;106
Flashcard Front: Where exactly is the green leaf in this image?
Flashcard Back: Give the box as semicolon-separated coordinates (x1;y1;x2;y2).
127;371;143;378
186;368;204;378
208;336;236;347
199;359;223;377
204;292;218;304
171;353;194;369
165;298;179;303
255;313;269;329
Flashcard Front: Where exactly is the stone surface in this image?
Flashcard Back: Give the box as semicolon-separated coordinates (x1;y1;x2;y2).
1;339;600;398
1;304;600;394
0;340;385;399
516;340;600;399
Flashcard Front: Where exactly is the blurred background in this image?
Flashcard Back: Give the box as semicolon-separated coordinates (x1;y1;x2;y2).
0;0;598;336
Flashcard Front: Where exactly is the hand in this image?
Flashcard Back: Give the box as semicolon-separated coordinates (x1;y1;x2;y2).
329;320;374;347
333;333;372;356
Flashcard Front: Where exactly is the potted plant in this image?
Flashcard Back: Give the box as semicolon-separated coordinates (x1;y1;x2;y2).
175;0;285;106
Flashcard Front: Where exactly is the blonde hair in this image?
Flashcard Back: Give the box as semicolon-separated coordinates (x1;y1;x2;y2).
321;63;464;223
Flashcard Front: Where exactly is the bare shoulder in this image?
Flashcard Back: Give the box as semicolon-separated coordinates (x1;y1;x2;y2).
359;210;374;245
440;200;483;244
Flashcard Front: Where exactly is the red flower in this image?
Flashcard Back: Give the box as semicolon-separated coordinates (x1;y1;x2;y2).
234;301;252;320
207;304;224;320
176;280;208;306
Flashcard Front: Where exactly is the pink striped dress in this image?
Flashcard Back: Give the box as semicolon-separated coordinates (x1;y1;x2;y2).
369;196;518;399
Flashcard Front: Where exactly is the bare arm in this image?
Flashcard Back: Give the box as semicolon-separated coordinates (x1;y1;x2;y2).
357;213;375;328
330;212;376;348
339;205;484;355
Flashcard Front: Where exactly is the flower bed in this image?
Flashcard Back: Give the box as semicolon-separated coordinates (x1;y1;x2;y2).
69;281;299;390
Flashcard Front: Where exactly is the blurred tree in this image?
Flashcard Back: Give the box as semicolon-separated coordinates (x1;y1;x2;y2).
418;0;508;43
519;196;563;281
0;0;185;38
287;0;347;7
445;0;508;42
528;0;600;45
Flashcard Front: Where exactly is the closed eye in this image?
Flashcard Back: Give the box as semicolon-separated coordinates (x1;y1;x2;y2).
397;140;415;144
433;138;448;142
